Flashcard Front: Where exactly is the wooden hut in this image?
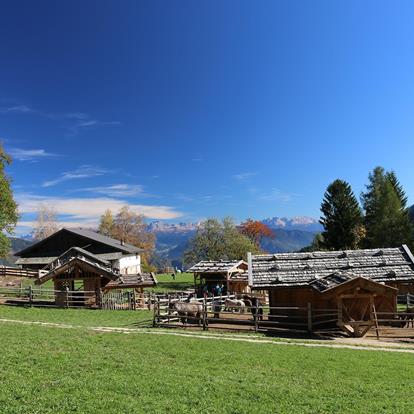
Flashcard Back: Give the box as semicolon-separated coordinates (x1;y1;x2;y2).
188;260;249;295
14;228;156;307
248;245;414;336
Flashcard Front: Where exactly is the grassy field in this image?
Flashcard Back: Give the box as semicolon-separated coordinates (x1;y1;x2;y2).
149;272;194;293
1;306;414;413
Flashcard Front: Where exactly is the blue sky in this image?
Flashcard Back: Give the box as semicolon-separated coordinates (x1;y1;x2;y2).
1;1;414;233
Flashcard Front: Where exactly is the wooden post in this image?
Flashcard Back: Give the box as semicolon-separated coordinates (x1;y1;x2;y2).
202;297;208;331
152;297;158;327
126;291;130;310
28;285;33;307
96;288;102;309
65;286;70;309
167;295;171;326
307;302;312;333
148;291;152;310
372;301;380;340
254;300;259;332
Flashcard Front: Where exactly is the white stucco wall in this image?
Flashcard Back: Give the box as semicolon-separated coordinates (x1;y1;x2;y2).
114;254;141;275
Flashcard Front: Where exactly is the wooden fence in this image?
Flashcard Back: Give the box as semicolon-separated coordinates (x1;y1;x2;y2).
153;295;414;337
0;266;38;278
0;286;156;310
153;295;327;333
397;293;414;308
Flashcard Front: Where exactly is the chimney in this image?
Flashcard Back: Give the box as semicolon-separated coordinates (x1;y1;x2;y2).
121;240;125;246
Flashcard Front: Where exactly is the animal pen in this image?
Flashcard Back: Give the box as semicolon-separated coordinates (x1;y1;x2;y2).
153;293;414;339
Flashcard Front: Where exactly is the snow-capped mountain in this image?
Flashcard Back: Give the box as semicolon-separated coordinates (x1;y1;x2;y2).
261;216;322;232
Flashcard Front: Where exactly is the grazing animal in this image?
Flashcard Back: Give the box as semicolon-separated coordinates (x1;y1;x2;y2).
244;296;264;321
399;307;414;328
224;298;246;313
169;301;203;325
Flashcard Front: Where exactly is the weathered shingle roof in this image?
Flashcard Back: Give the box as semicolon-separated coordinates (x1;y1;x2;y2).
187;260;247;274
15;257;57;265
250;245;414;288
104;273;157;290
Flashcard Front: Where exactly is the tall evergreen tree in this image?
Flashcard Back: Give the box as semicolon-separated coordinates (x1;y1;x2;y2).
361;167;413;248
0;145;19;257
320;179;363;250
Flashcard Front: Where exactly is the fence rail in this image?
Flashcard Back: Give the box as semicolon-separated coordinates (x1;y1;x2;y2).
0;266;38;278
0;286;157;310
153;295;414;337
397;293;414;308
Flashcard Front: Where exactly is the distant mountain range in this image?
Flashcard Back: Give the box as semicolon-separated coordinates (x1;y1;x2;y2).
151;216;322;266
6;208;412;268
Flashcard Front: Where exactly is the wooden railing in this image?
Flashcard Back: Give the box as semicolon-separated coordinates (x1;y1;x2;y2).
0;266;38;278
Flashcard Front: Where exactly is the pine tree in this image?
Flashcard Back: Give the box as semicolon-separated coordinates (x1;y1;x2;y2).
361;167;413;248
320;179;363;250
0;145;19;257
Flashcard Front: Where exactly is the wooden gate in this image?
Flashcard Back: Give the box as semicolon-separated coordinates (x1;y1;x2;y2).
337;294;376;337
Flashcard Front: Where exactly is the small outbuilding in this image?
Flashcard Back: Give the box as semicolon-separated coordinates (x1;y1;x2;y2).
14;228;156;307
248;245;414;336
188;260;249;295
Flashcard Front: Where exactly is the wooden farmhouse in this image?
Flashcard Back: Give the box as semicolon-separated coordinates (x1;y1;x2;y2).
248;245;414;336
188;260;249;295
14;228;157;307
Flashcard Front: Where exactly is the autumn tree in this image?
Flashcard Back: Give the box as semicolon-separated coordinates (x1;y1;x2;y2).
184;217;261;267
32;205;59;240
320;179;363;250
110;206;156;259
98;209;114;236
361;167;413;248
239;219;275;247
0;145;18;257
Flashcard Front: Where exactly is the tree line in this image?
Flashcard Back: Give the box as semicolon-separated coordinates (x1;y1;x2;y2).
315;166;413;251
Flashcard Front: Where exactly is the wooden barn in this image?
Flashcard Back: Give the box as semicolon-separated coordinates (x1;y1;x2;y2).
188;260;249;295
14;228;156;307
248;245;414;336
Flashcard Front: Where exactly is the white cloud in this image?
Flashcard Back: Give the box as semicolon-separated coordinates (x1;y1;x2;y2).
42;165;110;187
0;105;33;114
16;193;183;221
0;102;121;135
258;188;295;203
8;148;58;161
77;184;144;197
232;172;258;180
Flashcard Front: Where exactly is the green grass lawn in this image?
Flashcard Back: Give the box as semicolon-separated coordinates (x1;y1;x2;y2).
1;306;414;413
149;272;195;293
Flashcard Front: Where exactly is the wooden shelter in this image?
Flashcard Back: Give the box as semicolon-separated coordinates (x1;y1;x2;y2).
249;245;414;336
188;260;249;295
15;228;156;308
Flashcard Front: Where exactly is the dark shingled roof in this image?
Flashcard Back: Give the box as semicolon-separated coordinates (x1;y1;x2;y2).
187;260;247;274
15;228;141;257
250;245;414;288
60;228;141;254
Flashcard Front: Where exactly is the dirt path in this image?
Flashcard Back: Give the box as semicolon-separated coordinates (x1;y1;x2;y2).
2;317;414;353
